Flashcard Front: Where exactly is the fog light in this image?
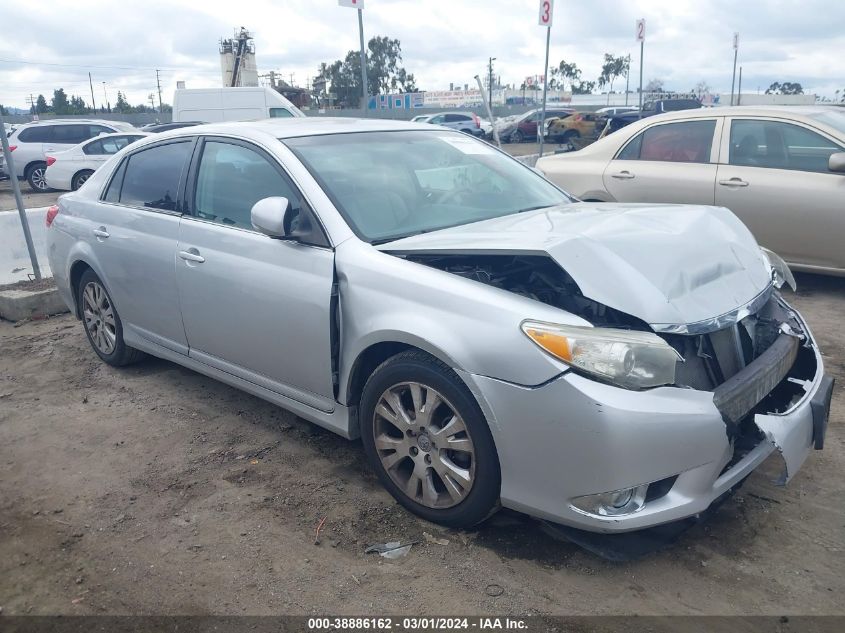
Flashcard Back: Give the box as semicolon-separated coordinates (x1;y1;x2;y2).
571;484;649;517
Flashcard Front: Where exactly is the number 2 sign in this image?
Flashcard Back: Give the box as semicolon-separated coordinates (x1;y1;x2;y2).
538;0;554;27
636;18;646;42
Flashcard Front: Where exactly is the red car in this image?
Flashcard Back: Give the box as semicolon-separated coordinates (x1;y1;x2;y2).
502;108;574;143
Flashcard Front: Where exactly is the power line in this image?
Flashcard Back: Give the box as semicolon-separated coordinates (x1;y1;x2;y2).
0;58;216;73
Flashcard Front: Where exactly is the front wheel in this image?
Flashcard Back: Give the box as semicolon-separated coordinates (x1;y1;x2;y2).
510;129;525;143
360;350;500;528
77;269;145;367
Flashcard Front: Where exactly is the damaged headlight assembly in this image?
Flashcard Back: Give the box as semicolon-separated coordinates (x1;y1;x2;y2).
761;247;796;291
521;321;682;389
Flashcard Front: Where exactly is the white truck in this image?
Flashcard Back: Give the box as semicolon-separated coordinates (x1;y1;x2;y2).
172;87;305;123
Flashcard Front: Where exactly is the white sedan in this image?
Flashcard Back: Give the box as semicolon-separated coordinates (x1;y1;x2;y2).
537;106;845;275
45;132;148;191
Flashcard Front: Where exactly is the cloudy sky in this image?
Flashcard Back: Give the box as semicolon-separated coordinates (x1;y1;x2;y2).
1;0;843;111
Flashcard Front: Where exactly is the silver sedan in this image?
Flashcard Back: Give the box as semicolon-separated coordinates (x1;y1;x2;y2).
46;118;832;535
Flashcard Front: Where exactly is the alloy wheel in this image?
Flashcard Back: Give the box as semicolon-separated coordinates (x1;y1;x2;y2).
82;281;117;355
373;381;475;509
30;167;48;191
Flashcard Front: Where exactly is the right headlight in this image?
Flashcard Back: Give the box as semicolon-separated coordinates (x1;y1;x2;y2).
521;321;682;390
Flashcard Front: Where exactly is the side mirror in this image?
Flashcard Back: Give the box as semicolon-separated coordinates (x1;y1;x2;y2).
251;197;291;238
250;196;314;241
829;152;845;173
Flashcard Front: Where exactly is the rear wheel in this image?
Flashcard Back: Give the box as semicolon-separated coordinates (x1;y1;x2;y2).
561;130;580;151
71;170;95;191
26;162;50;192
77;269;144;367
510;129;525;143
360;350;500;528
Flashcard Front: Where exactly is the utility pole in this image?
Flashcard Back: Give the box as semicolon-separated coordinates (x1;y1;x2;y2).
357;8;369;112
26;94;36;118
636;19;646;118
537;0;553;158
88;72;97;113
102;82;110;112
148;93;156;110
730;33;739;106
0;116;42;281
737;66;743;106
155;69;163;113
487;57;496;113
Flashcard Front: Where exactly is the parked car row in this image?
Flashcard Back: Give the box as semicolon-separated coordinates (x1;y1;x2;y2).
46;116;832;540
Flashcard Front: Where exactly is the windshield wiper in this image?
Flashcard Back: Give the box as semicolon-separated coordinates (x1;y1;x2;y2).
516;204;556;214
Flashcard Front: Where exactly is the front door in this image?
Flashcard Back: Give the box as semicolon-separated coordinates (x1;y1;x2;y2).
715;117;845;270
176;137;336;410
603;118;722;205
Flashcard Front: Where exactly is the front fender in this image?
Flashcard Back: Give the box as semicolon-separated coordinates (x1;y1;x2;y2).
335;240;582;403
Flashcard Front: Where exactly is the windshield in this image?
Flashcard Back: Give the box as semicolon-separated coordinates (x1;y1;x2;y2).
808;110;845;136
284;130;572;243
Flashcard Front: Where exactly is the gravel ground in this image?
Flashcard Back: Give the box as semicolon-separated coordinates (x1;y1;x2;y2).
0;179;61;211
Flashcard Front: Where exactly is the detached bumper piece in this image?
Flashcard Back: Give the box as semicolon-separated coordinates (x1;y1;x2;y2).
712;333;799;425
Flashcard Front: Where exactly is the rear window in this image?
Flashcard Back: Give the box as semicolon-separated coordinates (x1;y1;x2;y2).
52;125;97;145
18;127;53;143
118;141;192;211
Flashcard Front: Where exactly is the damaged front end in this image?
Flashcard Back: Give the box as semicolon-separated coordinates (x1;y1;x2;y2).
397;250;832;488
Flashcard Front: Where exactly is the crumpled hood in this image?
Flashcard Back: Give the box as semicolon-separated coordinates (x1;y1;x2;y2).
379;202;772;329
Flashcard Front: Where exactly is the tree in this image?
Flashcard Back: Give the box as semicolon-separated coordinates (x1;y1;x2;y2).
69;95;88;115
51;88;70;114
549;60;581;90
114;91;132;114
645;78;665;93
315;36;418;107
0;104;7;116
35;94;49;114
766;81;803;95
693;81;712;97
597;54;628;102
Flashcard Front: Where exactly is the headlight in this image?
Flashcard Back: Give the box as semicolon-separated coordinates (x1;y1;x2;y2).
521;321;682;389
760;247;796;291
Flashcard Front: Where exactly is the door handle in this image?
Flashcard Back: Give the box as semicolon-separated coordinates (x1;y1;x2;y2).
611;171;635;179
718;178;749;187
178;250;205;263
92;227;110;239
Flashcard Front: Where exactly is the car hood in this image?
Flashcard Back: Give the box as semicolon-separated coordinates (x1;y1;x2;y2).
379;203;772;330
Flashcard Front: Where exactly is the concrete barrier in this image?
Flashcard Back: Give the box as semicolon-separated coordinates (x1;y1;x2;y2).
0;207;52;284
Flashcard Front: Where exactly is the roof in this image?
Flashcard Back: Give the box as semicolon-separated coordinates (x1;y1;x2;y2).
646;105;842;121
167;117;436;139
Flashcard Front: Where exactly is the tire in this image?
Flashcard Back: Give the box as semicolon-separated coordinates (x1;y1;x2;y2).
71;170;95;191
77;269;145;367
26;162;51;192
510;129;525;143
360;350;500;528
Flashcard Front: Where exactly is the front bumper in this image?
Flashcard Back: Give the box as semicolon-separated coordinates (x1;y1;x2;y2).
458;308;830;533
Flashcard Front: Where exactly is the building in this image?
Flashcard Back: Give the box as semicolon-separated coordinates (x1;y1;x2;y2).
220;27;258;87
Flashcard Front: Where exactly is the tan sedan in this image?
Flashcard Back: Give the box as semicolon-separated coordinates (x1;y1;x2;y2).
537;106;845;275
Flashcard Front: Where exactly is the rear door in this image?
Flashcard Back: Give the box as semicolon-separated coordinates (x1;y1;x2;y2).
176;136;337;409
602;118;722;204
90;138;194;352
715;117;845;270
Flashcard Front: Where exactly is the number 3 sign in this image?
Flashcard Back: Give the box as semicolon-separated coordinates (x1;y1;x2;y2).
538;0;554;27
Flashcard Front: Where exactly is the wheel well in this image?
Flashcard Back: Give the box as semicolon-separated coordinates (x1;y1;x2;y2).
25;160;46;177
345;342;413;407
69;260;92;318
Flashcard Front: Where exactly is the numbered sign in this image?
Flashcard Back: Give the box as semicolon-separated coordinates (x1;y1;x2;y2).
636;18;646;42
338;0;364;8
733;32;740;49
538;0;554;27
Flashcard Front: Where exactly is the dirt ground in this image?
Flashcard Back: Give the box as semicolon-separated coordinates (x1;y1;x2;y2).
0;179;61;211
0;273;843;617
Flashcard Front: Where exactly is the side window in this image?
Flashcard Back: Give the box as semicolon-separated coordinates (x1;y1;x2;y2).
617;120;716;163
119;142;191;211
18;127;53;143
52;125;91;145
83;140;105;155
193;141;300;230
429;115;444;124
269;108;294;118
730;119;843;173
104;159;127;203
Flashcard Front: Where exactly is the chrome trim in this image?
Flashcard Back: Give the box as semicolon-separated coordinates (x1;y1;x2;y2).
650;284;774;335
